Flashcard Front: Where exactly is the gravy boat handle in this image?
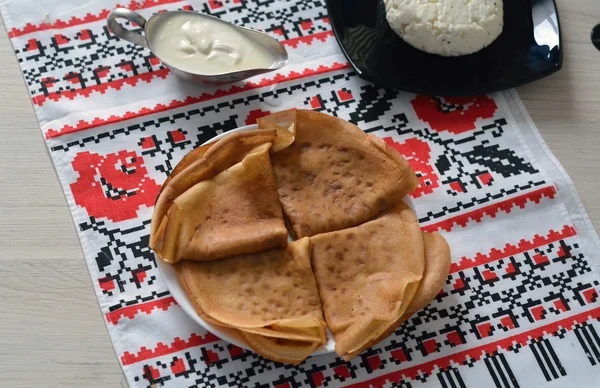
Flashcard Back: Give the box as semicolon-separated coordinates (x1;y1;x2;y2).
107;8;149;49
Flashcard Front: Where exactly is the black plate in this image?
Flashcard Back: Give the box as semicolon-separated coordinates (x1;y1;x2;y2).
325;0;562;95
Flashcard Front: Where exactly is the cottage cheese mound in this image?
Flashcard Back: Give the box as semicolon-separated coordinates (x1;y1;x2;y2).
384;0;503;56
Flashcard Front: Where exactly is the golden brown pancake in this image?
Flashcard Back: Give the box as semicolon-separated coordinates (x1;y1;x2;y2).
259;110;419;238
361;231;451;356
400;232;451;319
150;129;292;263
241;332;321;365
151;130;277;240
310;201;425;360
255;109;297;152
175;238;327;363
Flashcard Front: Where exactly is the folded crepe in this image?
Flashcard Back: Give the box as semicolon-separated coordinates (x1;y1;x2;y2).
241;333;321;365
400;232;451;320
175;237;326;364
150;128;294;263
258;109;419;238
310;201;425;360
365;231;451;352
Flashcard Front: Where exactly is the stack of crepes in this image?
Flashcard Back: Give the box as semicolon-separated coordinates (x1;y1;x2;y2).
149;110;451;364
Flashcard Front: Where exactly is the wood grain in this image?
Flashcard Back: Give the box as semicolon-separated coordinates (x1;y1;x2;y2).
0;1;599;386
0;17;126;388
518;0;600;228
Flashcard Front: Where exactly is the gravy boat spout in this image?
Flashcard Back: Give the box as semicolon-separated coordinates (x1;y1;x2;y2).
107;8;289;84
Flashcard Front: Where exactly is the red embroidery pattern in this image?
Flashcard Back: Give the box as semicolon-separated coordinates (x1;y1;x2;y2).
105;297;177;325
121;333;220;365
7;0;184;38
346;306;600;388
31;30;336;108
451;225;577;273
45;62;349;139
422;186;557;232
411;95;498;134
70;150;160;222
384;137;440;198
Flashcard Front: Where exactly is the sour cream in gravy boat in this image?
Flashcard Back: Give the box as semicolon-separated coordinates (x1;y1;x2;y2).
107;8;288;84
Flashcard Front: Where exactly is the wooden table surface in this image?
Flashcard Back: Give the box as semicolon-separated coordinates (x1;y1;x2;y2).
1;1;599;387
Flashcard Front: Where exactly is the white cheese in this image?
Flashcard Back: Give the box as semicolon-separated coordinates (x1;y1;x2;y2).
384;0;503;56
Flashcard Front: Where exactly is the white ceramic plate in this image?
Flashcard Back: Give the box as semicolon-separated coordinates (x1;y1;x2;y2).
157;124;416;356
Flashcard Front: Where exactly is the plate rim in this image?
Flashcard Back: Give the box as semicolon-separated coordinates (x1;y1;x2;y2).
156;124;416;357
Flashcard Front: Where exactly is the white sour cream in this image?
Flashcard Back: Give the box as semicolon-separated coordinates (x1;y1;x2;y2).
151;13;276;75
